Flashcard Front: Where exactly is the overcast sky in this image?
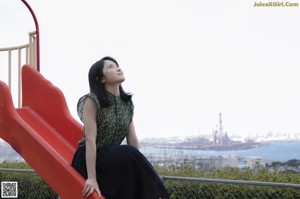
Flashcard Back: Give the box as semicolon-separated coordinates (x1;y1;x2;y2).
1;0;300;139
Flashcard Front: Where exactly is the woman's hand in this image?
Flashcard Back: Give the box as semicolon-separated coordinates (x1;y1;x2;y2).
82;178;101;198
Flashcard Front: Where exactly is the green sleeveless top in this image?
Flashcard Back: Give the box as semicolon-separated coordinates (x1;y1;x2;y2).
77;92;134;150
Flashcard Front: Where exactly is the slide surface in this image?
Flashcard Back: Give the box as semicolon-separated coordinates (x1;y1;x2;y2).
0;65;100;199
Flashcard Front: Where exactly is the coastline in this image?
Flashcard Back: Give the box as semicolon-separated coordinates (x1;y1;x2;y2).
140;140;300;162
153;142;267;151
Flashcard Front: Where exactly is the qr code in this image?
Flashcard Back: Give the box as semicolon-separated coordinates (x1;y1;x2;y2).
1;181;18;198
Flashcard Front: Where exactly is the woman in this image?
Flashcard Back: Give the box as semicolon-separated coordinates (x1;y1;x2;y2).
71;56;169;199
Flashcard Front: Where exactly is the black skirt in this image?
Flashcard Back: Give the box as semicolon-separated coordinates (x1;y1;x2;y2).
71;145;169;199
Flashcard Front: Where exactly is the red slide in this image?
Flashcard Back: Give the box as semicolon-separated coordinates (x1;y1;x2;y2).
0;65;102;199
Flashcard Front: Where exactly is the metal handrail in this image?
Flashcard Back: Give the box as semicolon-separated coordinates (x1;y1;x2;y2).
0;0;40;108
0;44;29;51
0;32;36;108
0;43;30;107
21;0;40;71
0;168;35;173
161;175;300;189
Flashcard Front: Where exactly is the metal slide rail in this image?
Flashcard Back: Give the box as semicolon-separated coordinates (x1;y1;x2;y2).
0;32;37;108
0;168;300;199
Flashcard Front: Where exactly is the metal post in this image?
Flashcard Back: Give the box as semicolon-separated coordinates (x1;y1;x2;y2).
21;0;40;72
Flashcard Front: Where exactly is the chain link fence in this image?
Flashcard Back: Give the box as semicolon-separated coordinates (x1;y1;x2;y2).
1;168;300;199
162;176;300;199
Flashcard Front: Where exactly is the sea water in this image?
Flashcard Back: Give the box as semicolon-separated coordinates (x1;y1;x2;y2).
140;140;300;161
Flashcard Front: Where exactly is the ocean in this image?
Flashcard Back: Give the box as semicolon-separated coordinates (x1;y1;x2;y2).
140;140;300;162
1;140;299;163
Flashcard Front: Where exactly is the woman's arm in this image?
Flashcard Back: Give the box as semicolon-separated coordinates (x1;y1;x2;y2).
126;121;140;149
82;97;101;198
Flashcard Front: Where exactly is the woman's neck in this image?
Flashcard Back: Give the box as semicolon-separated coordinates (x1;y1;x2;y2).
105;84;120;96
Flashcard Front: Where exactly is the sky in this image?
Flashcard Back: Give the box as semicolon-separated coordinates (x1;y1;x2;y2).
1;0;300;139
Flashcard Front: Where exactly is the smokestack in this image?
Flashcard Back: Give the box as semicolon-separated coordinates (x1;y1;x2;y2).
219;113;223;145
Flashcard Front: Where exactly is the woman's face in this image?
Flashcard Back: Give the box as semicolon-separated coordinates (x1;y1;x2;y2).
101;60;125;85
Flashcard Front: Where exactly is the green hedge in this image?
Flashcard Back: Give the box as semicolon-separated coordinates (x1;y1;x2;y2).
1;162;300;199
155;164;300;183
0;162;57;199
155;165;300;199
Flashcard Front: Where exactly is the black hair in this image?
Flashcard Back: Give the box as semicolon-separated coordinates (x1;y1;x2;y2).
88;56;132;107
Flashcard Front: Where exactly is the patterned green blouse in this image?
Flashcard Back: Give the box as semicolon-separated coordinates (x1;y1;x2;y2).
77;92;134;150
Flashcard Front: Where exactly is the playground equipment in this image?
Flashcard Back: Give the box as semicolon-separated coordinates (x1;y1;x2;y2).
0;66;89;198
0;1;102;198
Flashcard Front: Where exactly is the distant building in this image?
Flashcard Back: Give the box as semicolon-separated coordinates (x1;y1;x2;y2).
246;157;266;169
219;155;239;168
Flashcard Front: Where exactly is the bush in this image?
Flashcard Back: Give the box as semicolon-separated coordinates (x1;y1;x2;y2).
1;162;300;198
155;165;300;199
0;161;57;199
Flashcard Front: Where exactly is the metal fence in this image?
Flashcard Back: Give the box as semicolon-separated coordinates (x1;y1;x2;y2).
162;176;300;199
1;168;300;199
0;31;37;108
